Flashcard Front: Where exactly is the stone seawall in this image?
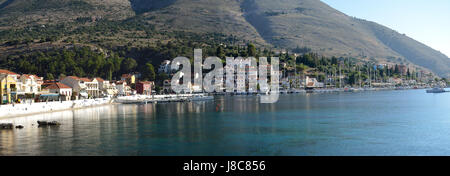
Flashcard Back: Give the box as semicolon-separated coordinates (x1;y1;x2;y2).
0;98;112;118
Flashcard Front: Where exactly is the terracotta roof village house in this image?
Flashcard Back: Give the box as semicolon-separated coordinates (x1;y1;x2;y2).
136;81;154;95
45;82;71;89
0;69;19;76
60;76;100;98
121;74;136;85
95;77;105;82
17;74;44;95
44;83;73;101
115;81;131;96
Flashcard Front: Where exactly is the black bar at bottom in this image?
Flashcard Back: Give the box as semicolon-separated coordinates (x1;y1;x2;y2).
0;156;446;175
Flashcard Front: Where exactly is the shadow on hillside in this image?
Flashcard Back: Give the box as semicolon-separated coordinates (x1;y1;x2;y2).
0;0;14;10
129;0;177;14
240;0;276;44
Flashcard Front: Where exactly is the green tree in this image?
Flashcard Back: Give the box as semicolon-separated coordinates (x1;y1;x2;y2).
142;63;156;81
104;61;114;80
156;73;169;84
247;43;256;57
46;73;54;80
121;57;137;73
216;46;225;58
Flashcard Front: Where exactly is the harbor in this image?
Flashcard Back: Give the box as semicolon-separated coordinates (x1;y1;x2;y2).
0;94;215;119
1;89;450;156
1;85;444;119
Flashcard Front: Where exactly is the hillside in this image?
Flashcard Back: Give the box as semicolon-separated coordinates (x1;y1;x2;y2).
0;0;134;28
0;0;449;77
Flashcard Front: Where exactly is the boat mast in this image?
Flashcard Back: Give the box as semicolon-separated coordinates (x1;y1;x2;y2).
358;64;361;88
339;63;342;88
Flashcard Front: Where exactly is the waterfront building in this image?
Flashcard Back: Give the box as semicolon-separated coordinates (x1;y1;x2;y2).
158;60;175;74
0;69;20;80
136;81;154;95
84;78;100;97
0;74;18;104
162;79;173;94
121;74;136;85
389;78;403;85
116;81;131;96
0;70;20;104
17;74;43;95
43;83;73;101
60;76;100;99
305;76;324;89
96;78;118;97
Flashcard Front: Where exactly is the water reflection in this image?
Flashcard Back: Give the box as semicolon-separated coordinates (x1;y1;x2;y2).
1;90;450;155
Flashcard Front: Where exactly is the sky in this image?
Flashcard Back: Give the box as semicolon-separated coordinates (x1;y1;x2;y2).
321;0;450;58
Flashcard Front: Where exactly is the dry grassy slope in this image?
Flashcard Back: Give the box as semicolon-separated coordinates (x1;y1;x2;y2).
360;19;450;77
133;0;450;76
0;0;449;76
138;0;268;46
0;0;135;27
241;0;400;58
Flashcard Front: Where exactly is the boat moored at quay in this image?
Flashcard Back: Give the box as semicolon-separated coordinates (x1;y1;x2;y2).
115;94;214;104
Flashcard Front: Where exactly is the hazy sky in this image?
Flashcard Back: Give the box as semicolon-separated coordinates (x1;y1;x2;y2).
321;0;450;58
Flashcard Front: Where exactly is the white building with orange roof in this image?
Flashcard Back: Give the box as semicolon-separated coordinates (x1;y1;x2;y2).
95;77;118;97
17;74;44;95
0;69;20;80
84;78;100;97
115;81;131;96
44;83;73;101
60;76;100;99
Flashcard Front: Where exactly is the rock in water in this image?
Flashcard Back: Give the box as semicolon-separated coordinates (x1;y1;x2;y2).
37;121;61;126
48;121;61;126
0;123;14;129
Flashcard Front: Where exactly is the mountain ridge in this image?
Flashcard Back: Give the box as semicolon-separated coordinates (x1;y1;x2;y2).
0;0;449;77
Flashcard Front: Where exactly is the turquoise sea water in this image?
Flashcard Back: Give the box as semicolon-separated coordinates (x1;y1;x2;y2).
1;89;450;156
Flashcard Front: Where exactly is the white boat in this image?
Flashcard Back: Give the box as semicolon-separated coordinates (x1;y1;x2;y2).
426;87;446;93
279;89;288;94
294;89;306;94
189;94;214;101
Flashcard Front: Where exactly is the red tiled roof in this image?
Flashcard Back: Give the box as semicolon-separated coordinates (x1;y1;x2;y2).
45;83;72;89
138;81;154;84
95;77;105;82
66;76;92;82
0;69;19;75
79;78;92;82
121;74;133;78
21;74;42;80
66;76;80;80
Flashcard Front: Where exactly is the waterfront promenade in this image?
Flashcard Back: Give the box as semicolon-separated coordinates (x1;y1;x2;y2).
0;86;431;119
0;98;112;119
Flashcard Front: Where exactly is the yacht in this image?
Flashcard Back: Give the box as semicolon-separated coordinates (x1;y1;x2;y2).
426;87;446;93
